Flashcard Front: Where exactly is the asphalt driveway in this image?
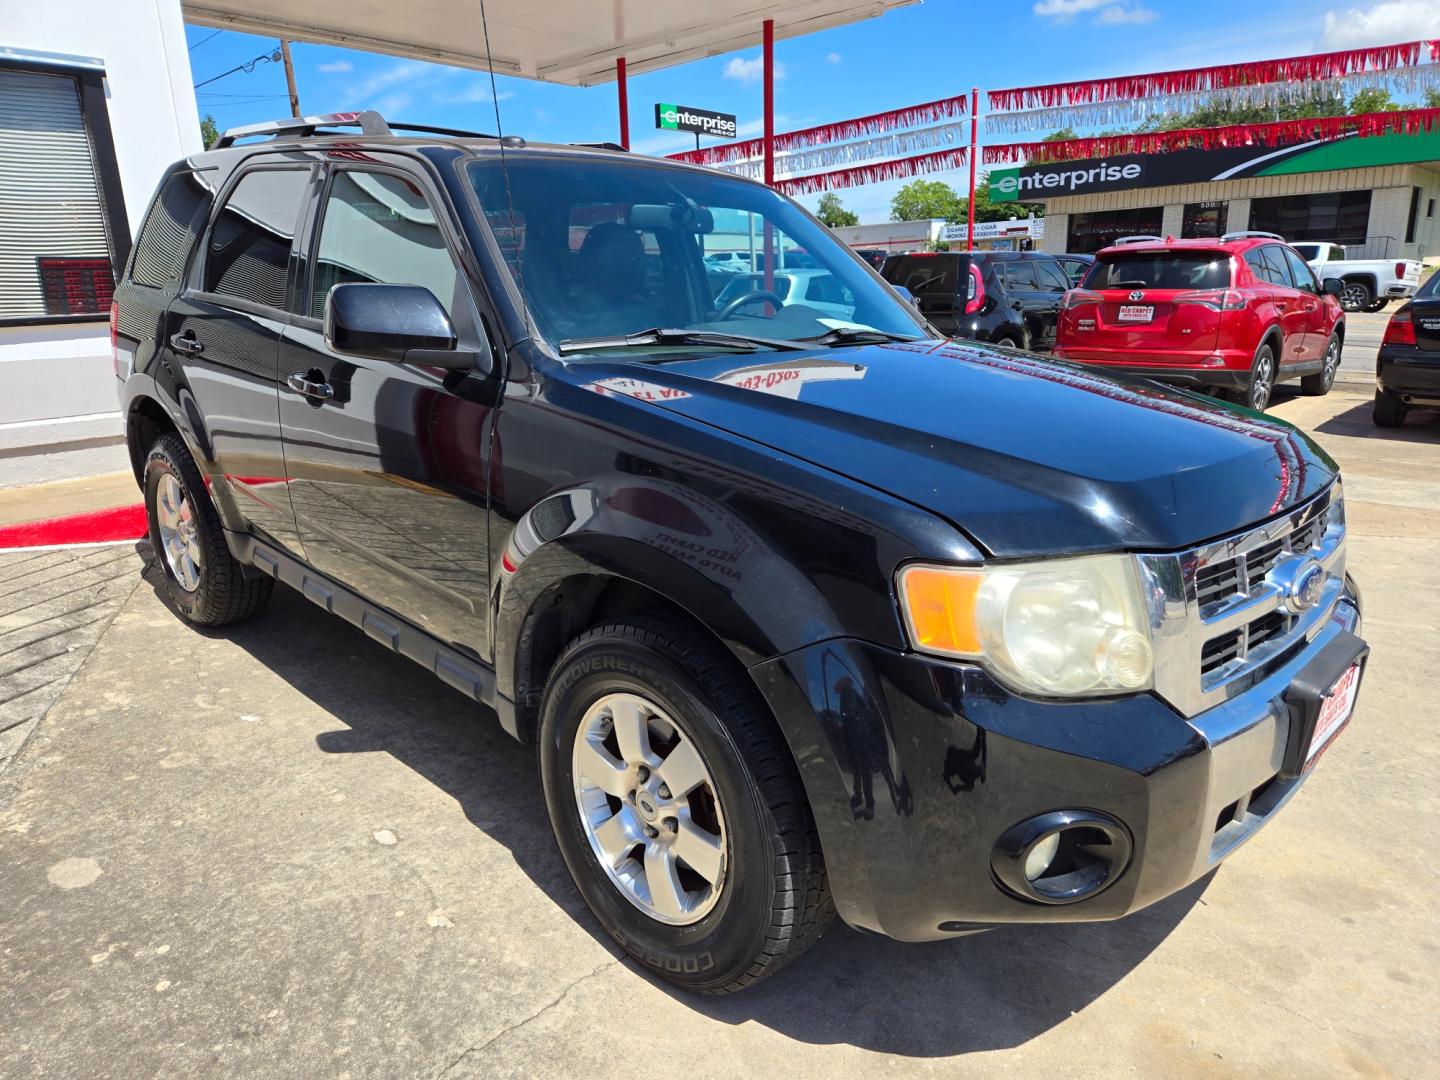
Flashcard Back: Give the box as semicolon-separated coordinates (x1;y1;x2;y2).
1;386;1436;1079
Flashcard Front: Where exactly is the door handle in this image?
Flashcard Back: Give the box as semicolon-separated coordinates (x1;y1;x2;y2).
169;330;204;355
1274;301;1287;310
286;373;334;401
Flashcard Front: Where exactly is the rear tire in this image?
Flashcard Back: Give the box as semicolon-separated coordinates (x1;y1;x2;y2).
1373;388;1408;428
144;433;272;626
1301;334;1341;396
1339;280;1372;313
1231;341;1277;412
992;335;1020;349
538;615;832;995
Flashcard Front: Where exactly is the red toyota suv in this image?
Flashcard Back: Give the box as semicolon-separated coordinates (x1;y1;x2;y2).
1054;233;1346;411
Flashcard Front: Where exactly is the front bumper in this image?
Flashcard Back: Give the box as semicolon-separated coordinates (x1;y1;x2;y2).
751;583;1364;941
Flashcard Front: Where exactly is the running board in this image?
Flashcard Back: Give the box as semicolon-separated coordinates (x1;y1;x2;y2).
226;531;522;740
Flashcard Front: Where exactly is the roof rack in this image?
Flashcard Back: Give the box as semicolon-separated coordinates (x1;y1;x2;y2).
1221;230;1284;242
210;110;514;150
570;141;630;152
1111;235;1164;246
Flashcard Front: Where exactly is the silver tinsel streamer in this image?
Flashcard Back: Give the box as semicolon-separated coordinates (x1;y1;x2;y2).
985;64;1440;134
697;120;970;181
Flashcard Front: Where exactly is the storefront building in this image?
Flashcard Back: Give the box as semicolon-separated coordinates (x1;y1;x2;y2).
3;3;200;473
989;130;1440;260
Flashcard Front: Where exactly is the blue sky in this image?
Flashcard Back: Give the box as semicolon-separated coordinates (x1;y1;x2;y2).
186;0;1440;222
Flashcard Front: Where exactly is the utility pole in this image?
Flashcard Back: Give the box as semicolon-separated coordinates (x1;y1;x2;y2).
280;40;300;118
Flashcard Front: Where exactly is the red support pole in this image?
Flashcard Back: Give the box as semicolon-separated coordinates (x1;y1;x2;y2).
616;56;629;150
967;86;978;252
763;20;775;187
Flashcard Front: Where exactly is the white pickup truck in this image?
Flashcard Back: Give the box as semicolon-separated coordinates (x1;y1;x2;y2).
1292;242;1423;313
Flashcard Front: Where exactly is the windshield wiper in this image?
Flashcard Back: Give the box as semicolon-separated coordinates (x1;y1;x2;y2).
801;327;921;347
558;327;806;355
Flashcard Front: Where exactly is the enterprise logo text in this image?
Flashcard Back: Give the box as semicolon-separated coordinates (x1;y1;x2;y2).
994;162;1142;194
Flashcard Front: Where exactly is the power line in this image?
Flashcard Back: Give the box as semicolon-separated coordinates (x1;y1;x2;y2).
193;48;282;90
189;29;224;52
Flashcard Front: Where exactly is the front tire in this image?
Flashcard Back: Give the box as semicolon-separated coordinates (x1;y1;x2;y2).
1373;388;1408;428
144;433;272;626
1301;334;1341;396
539;615;832;994
1339;280;1372;313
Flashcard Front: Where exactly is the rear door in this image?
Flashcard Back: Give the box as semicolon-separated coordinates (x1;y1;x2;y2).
277;160;498;658
1072;249;1228;359
164;161;315;555
1249;244;1310;366
1280;245;1329;361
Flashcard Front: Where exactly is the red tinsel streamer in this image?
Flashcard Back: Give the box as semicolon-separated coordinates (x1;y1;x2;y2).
988;41;1436;110
773;147;969;196
666;93;968;167
982;108;1440;164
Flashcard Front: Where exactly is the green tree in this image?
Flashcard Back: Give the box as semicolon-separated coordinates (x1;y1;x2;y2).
1348;88;1399;113
815;191;860;227
964;176;1045;222
200;113;219;149
890;179;964;222
1426;88;1440;108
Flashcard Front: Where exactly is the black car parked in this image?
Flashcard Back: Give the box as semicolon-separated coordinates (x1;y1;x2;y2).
115;111;1367;996
881;250;1071;349
1374;270;1440;427
1054;252;1095;286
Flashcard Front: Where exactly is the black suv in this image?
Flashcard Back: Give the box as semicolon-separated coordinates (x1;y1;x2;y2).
115;111;1368;995
1374;270;1440;427
881;250;1071;349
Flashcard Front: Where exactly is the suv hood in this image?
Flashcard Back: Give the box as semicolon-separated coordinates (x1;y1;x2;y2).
574;341;1337;557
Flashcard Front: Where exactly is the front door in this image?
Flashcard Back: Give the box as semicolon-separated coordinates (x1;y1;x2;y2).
277;163;497;658
998;258;1060;349
166;164;315;556
1253;244;1310;367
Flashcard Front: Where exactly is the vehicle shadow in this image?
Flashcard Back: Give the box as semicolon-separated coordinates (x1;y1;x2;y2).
146;572;1209;1058
1314;399;1440;443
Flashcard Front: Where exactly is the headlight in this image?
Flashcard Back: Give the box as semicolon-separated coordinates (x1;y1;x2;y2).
898;554;1153;698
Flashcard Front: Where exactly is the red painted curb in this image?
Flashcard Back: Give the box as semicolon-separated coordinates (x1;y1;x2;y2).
0;504;148;549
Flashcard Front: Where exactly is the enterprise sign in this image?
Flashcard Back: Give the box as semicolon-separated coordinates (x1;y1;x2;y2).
655;103;737;139
991;160;1144;201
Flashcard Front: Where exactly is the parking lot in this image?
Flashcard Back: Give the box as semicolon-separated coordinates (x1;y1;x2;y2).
0;384;1434;1079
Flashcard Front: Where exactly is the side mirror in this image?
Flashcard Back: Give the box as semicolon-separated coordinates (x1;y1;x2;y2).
325;283;474;370
1321;277;1344;298
893;284;921;307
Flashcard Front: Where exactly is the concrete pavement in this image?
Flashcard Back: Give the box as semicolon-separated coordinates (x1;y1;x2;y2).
0;387;1436;1079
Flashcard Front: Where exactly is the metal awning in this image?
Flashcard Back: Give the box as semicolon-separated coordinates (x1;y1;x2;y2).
183;1;916;86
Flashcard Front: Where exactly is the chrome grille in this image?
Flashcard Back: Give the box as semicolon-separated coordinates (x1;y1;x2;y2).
1137;483;1346;718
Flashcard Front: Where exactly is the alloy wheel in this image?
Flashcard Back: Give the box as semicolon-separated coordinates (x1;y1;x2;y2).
1339;283;1367;312
1321;338;1340;390
571;692;728;925
1249;351;1275;411
155;473;202;591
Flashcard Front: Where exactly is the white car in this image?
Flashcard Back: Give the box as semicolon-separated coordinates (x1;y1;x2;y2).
703;252;753;273
713;269;857;321
1292;241;1423;313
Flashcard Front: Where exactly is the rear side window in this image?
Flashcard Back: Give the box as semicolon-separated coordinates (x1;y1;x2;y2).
1033;260;1071;292
884;255;960;297
203;168;310;310
131;170;214;289
1084;252;1231;290
311;170;460;319
1001;261;1039;290
1244;246;1291;287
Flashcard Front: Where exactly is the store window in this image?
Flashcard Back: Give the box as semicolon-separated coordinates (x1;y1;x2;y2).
1405;187;1420;244
0;62;128;322
1182;201;1228;239
1065;207;1163;254
1248;190;1371;244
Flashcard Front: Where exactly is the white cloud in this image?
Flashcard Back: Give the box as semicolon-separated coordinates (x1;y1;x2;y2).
1097;3;1157;23
437;81;513;105
826;52;843;64
1034;0;1157;22
317;60;352;74
1321;1;1440;49
372;92;414;118
349;61;430;102
723;56;786;85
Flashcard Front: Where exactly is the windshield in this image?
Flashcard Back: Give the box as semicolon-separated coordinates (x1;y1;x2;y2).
1083;252;1231;290
466;155;928;353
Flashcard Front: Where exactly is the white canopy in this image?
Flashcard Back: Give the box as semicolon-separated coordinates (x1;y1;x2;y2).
183;1;916;86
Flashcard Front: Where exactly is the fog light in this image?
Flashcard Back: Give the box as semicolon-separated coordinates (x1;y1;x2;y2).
1023;833;1060;880
992;810;1132;905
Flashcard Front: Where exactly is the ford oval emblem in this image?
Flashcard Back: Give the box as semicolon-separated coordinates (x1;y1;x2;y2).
1287;559;1326;614
1128;289;1145;302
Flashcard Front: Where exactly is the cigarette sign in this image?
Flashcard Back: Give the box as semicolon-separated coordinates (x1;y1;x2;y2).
655;103;737;139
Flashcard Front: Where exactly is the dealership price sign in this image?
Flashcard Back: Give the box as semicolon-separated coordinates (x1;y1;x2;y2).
655;103;737;139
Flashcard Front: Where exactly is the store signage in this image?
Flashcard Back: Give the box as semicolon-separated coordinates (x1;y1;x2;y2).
655;103;737;139
990;128;1440;200
941;218;1045;242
